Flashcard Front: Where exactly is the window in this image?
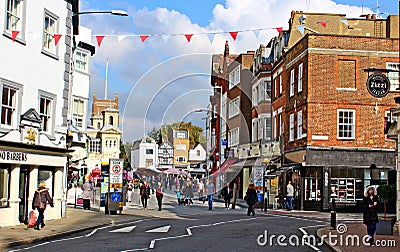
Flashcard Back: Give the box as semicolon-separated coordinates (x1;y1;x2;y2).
176;156;186;162
387;62;400;91
97;122;101;129
298;63;303;93
196;150;201;156
146;149;154;155
338;60;356;89
145;159;153;167
38;168;53;197
279;74;282;94
384;110;394;141
252;86;257;106
176;131;187;138
273;115;277;140
39;97;51;132
252;120;258;142
228;96;240;118
0;166;10;208
73;99;84;128
1;86;17;127
264;117;272;141
229;66;240;89
5;0;25;38
289;114;294;142
43;10;59;55
75;50;88;73
258;81;267;102
273;77;277;98
109;116;113;126
297;110;303;139
228;127;239;147
265;81;271;99
279;113;284;136
89;139;101;153
290;69;295;97
338;109;355;139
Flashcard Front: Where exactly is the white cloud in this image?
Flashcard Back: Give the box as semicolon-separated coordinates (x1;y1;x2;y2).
82;0;373;141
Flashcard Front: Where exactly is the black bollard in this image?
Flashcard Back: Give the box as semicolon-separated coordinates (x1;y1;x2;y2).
331;211;336;229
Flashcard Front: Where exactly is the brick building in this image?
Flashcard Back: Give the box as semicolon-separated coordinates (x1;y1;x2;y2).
271;12;399;211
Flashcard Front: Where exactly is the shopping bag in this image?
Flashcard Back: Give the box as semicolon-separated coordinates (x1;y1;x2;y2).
27;210;37;228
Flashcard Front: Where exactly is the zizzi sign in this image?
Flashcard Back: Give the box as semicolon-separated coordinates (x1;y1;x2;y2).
366;73;390;98
0;150;28;162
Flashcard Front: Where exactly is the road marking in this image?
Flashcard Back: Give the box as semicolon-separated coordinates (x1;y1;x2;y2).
299;224;329;252
144;217;262;250
110;225;136;233
145;225;170;233
10;219;146;251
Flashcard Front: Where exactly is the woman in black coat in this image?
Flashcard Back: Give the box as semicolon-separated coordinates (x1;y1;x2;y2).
362;186;379;245
32;181;53;230
245;184;258;216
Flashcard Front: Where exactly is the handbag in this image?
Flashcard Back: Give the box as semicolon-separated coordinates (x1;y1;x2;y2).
27;210;37;227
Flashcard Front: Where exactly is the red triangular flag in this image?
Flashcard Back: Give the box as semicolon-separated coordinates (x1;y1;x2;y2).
140;35;149;42
185;34;193;42
54;34;62;46
229;31;238;41
318;22;327;28
276;27;283;35
11;30;20;41
96;35;105;47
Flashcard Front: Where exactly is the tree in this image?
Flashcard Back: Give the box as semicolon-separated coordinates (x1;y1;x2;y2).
120;141;132;170
156;122;205;146
377;184;396;218
147;127;162;144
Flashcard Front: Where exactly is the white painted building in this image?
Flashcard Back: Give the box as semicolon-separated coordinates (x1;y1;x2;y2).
131;138;159;169
0;0;77;227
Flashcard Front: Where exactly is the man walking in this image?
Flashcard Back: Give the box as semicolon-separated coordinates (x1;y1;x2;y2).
140;180;151;210
286;181;294;211
220;183;232;209
205;180;215;210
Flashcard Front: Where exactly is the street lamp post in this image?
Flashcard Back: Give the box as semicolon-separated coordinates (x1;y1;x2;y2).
214;85;223;190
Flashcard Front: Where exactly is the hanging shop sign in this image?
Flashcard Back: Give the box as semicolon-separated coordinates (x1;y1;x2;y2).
366;73;390;98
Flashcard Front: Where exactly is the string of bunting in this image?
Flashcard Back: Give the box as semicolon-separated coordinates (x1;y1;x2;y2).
8;19;350;47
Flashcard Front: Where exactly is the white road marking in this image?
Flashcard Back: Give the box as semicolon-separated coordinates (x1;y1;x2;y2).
145;225;170;233
110;225;136;233
298;224;329;252
10;219;145;251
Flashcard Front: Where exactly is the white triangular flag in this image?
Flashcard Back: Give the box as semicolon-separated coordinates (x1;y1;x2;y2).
252;30;260;39
117;35;127;42
162;35;170;43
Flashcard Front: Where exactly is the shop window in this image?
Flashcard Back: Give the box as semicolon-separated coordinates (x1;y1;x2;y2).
0;166;10;208
305;177;321;201
38;168;54;197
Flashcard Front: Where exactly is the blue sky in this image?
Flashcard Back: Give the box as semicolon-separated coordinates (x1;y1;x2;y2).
79;0;398;142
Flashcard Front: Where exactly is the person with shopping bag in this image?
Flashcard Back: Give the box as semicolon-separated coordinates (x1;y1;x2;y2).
32;181;54;230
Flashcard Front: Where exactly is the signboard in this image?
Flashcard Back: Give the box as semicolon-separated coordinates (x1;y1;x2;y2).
107;159;124;213
221;139;228;146
253;166;264;192
366;73;390;98
109;158;124;185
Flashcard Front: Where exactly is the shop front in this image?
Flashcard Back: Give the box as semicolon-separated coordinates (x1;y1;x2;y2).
0;144;68;227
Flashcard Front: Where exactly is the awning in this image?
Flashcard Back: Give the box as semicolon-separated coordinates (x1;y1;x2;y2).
165;168;188;174
265;164;301;178
211;158;238;176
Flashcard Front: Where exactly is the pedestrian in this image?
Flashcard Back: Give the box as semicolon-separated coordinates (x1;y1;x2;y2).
175;189;182;205
140;180;151;210
156;182;164;211
32;181;54;230
198;179;204;203
245;183;258;216
126;180;134;203
81;179;94;210
179;176;184;190
220;183;232;209
184;181;194;205
205;180;215;210
285;181;294;211
174;176;179;190
362;186;379;246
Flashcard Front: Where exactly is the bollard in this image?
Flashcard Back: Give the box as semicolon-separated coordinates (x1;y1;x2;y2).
331;211;336;230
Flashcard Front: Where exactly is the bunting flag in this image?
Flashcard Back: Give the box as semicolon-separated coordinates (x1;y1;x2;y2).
252;29;260;39
11;30;19;41
229;31;238;41
185;34;193;42
54;34;62;46
117;35;127;42
207;33;216;45
140;35;149;42
96;35;105;47
296;25;305;35
276;27;283;35
162;35;170;43
318;22;327;28
340;19;349;26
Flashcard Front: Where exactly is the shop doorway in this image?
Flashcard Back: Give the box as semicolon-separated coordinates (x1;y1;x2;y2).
18;167;29;223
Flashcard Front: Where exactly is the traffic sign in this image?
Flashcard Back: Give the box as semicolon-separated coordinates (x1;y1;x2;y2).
112;164;121;174
111;192;121;202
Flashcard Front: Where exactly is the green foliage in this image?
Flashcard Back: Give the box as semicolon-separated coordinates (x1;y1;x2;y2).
147;122;205;146
377;184;396;201
120;140;132;169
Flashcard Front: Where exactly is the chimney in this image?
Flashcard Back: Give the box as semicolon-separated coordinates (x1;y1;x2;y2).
371;14;377;19
224;40;229;57
367;14;371;19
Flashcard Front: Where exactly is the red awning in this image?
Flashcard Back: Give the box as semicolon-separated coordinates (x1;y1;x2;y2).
211;158;238;176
